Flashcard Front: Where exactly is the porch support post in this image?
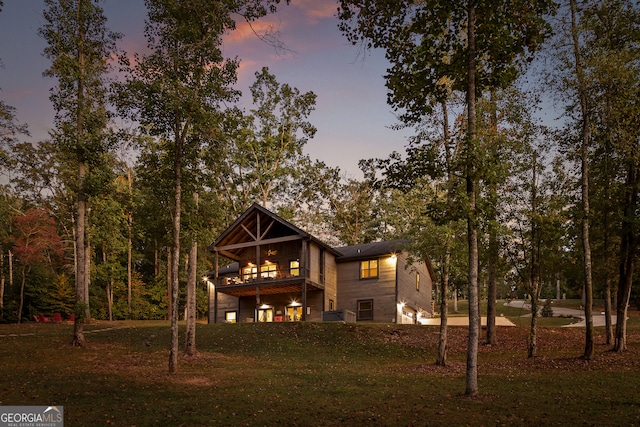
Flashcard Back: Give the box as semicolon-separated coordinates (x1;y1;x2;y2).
255;286;260;322
209;251;219;324
302;238;308;321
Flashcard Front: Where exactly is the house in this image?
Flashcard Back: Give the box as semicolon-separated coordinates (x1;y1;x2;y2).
206;203;433;324
335;240;433;324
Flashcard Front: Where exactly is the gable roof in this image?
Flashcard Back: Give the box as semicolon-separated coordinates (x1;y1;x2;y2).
335;239;408;262
209;203;338;260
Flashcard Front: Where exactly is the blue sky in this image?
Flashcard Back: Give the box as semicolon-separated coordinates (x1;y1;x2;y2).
0;0;413;178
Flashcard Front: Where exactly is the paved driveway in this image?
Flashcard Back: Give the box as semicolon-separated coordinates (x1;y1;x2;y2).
421;315;516;326
504;300;617;328
421;300;617;327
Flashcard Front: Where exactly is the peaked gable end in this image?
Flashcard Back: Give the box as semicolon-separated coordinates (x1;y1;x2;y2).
209;203;310;261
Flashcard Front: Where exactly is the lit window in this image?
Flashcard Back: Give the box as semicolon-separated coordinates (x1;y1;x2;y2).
360;259;379;279
290;260;300;277
416;272;420;291
261;261;277;279
225;311;237;324
242;264;257;281
357;299;373;320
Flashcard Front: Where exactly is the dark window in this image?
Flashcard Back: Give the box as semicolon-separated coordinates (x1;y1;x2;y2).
357;299;373;321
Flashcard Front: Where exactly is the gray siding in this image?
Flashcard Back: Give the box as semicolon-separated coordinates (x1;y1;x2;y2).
337;252;433;323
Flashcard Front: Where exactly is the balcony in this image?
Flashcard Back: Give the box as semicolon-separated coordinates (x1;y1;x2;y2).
214;262;317;298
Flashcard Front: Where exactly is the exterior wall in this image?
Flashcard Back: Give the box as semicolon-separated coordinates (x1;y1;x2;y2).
395;253;433;323
308;243;318;283
324;253;338;311
215;293;239;323
234;290;325;322
336;254;398;322
336;252;433;323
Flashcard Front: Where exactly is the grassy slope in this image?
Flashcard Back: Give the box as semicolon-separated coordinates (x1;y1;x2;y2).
0;313;638;426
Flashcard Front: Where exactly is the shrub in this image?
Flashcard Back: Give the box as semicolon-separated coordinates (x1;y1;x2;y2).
541;299;554;317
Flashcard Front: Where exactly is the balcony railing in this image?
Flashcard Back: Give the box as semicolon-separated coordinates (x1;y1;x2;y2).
218;266;301;286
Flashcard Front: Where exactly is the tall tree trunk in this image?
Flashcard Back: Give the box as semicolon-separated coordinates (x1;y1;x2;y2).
184;188;198;356
17;266;26;324
614;162;638;352
528;288;539;358
603;190;614;345
603;138;613;345
127;167;133;316
437;244;450;366
0;250;5;316
465;2;479;397
71;0;87;347
486;234;497;345
8;249;13;296
184;238;198;356
104;251;113;321
485;90;499;346
570;0;594;360
84;223;91;321
154;239;160;278
437;101;452;366
453;286;458;313
528;152;539;358
169;136;183;373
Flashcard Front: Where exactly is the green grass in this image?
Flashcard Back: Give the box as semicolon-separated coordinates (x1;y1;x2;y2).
0;320;639;426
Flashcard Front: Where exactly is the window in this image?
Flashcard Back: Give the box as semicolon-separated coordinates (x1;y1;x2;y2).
360;259;379;279
329;299;334;311
416;272;420;291
260;261;277;279
225;311;237;324
257;308;273;322
290;260;300;277
357;299;373;321
242;264;257;281
286;306;302;321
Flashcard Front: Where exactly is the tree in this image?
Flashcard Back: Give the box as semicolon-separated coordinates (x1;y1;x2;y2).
117;0;287;373
40;0;120;346
549;0;640;353
567;0;596;360
0;2;29;315
209;67;317;217
12;209;64;323
338;0;555;396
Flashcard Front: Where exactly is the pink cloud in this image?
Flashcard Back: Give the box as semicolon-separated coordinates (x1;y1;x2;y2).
292;0;337;24
225;18;286;44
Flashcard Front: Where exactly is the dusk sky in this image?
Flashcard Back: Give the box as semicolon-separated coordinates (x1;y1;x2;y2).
0;0;415;178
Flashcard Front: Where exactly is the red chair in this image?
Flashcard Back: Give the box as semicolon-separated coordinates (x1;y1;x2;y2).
68;313;76;322
33;315;40;323
53;312;62;323
38;313;51;322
